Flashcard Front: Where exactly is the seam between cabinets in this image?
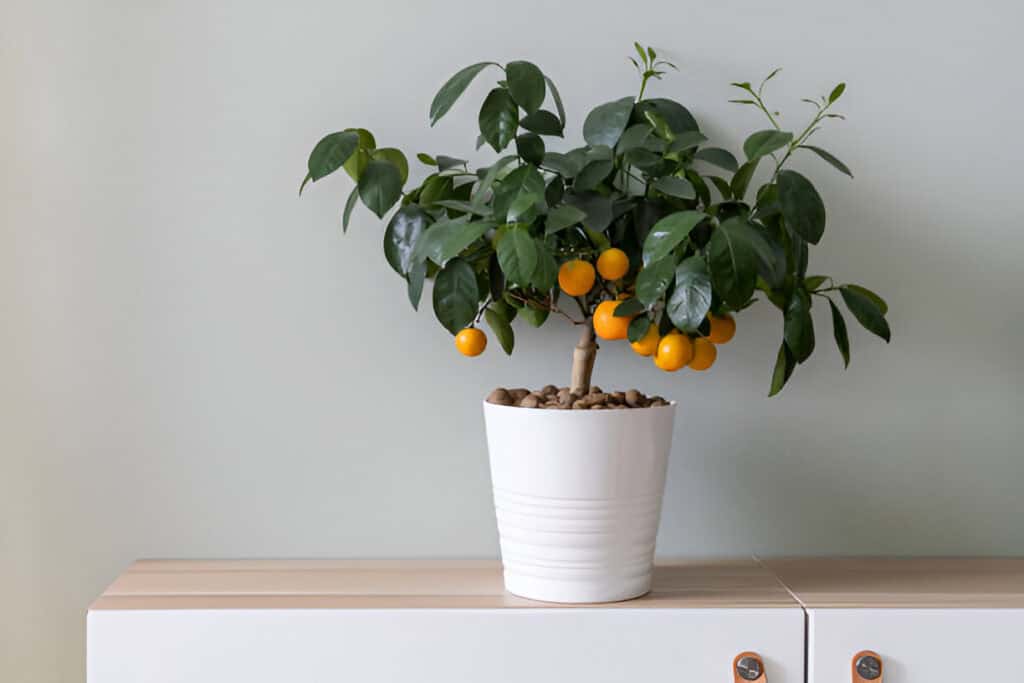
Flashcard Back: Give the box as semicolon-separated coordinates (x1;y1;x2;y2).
752;555;809;683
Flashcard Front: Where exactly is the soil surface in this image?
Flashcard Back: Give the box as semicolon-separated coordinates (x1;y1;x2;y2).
486;386;669;410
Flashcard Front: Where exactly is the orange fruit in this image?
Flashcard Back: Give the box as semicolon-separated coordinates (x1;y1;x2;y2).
454;328;487;356
707;313;736;344
596;248;630;280
688;337;717;371
653;332;693;372
593;300;632;340
630;324;660;356
558;259;596;296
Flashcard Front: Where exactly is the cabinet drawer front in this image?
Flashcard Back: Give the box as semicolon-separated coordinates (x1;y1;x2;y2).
89;608;804;683
809;608;1024;682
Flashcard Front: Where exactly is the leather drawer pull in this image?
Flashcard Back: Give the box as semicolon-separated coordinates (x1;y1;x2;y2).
733;651;766;682
852;650;883;682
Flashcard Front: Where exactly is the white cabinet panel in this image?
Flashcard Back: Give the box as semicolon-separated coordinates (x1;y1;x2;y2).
89;607;804;683
809;608;1024;683
87;559;805;683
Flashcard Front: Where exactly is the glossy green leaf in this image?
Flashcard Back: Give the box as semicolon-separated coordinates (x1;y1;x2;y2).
506;60;546;114
384;205;430;275
485;306;515;355
574;160;614;192
828;298;850;367
545;204;587;235
829;82;846;103
358;160;403;218
430;62;497;126
433;199;490;216
803;275;829;291
472;155;517;208
565;192;614;232
800;145;853;178
652;176;695;200
369;148;409;184
707;175;732;200
768;342;796;396
540;151;583;178
440;221;496;262
478;88;519;153
531;240;559;291
515;133;545;165
407;261;426;310
418;174;453;207
667;130;708;154
840;286;891;342
304;130;360;187
635;256;675;306
493;166;545;223
844;284;888;315
743;130;793;161
416;152;437;166
731;159;760;201
784;290;815;362
694;147;739;173
667;256;712;332
519;305;549;327
613;296;647;318
436;155;466;171
341;186;359;233
519;110;563;136
410;217;466;266
627;316;652;343
544;76;566;125
432;258;479;334
708;217;760;308
634;99;699;133
778;170;826;244
341;128;376;181
497;226;538;286
642;210;707;265
583;96;635;147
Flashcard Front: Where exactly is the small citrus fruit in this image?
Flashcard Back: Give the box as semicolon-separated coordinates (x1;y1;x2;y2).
593;300;632;340
558;259;596;296
654;332;693;372
689;337;717;371
630;324;660;356
707;313;736;344
596;248;630;280
454;328;487;356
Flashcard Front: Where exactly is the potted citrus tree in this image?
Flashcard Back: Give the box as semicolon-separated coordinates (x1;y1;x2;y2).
301;44;890;603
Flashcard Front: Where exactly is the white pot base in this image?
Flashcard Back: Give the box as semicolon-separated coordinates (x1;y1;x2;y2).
503;570;653;604
484;401;676;604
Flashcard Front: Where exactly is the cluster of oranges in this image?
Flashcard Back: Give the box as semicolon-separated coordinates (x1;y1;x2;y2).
454;248;736;371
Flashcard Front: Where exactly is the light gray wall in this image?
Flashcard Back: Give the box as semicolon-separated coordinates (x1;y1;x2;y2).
2;0;1023;680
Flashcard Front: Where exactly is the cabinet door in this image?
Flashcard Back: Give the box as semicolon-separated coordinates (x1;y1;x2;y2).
809;608;1024;682
89;607;804;683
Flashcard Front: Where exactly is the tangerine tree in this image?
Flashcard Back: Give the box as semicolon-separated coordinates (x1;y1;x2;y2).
301;44;890;396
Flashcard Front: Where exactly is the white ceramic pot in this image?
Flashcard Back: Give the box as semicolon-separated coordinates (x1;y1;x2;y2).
483;400;676;603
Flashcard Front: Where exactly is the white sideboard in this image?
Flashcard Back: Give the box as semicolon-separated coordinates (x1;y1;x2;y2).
87;558;1024;682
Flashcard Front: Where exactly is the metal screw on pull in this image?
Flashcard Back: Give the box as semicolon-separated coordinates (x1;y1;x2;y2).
855;654;882;680
736;655;763;681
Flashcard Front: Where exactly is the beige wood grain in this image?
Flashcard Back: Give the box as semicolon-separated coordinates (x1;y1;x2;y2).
762;557;1024;608
91;558;797;610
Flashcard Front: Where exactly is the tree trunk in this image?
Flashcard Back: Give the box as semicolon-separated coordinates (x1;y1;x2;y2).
570;321;598;395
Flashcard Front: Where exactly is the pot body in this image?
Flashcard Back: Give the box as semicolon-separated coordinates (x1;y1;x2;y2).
483;401;675;603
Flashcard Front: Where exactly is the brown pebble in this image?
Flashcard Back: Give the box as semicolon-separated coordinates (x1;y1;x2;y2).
588;385;603;395
591;404;606;410
624;389;639;406
589;393;608;405
541;384;558;396
572;399;587;410
649;398;668;407
487;388;513;406
520;395;540;408
610;391;625;403
508;388;529;402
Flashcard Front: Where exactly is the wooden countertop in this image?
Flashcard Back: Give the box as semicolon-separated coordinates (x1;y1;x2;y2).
89;558;1024;611
763;557;1024;608
90;558;795;610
